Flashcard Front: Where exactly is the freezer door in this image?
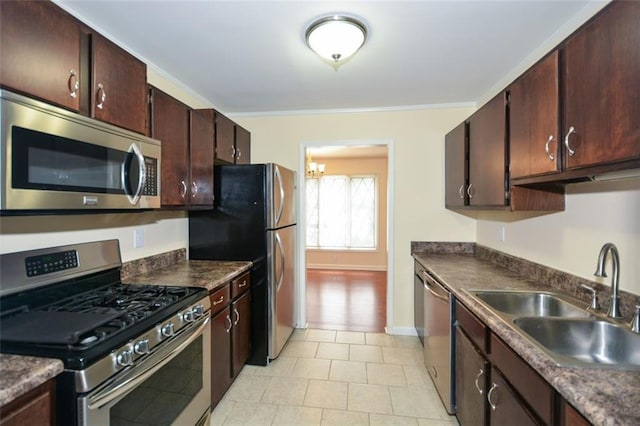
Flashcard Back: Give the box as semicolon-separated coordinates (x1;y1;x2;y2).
266;164;296;229
267;225;296;359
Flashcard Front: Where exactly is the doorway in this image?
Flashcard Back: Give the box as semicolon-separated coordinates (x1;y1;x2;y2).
297;141;393;333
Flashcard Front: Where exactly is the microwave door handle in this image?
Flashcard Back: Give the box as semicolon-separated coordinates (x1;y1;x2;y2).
124;143;147;205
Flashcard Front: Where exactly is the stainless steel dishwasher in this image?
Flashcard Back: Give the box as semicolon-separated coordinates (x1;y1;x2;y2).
418;267;455;414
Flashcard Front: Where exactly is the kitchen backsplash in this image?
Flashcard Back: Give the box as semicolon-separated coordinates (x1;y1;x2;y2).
120;248;186;281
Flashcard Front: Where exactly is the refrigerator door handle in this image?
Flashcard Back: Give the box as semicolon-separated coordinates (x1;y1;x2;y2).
275;231;285;291
274;165;285;226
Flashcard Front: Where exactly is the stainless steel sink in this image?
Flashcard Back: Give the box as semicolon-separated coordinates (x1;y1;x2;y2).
513;317;640;370
472;290;591;318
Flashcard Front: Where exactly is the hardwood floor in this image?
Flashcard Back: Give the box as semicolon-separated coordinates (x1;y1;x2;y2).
306;269;387;333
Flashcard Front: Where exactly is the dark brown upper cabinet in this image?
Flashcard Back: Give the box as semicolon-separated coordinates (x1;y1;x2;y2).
234;124;251;165
150;87;189;207
1;1;81;111
509;51;561;180
445;122;468;208
215;111;251;165
561;0;640;171
91;33;148;135
215;112;236;164
468;93;508;207
189;109;215;206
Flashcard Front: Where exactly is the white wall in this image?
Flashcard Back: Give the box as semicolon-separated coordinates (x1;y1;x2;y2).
477;178;640;295
234;107;477;330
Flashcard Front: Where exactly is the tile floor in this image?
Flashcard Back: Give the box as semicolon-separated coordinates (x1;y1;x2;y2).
210;329;460;425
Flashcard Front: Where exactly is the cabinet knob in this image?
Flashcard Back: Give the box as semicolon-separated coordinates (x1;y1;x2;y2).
564;126;576;156
96;83;107;110
68;70;79;98
545;135;556;161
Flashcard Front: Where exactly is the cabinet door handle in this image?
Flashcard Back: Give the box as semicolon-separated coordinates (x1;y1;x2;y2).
191;181;198;198
564;126;576;156
180;180;187;198
544;135;555;161
430;366;438;378
466;183;474;199
487;383;498;411
474;369;484;395
68;70;79;98
96;83;107;110
233;308;240;325
458;184;465;199
225;315;232;333
212;295;224;305
230;146;236;157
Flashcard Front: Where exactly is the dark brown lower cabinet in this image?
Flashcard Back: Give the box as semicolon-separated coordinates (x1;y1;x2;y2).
455;327;487;426
231;291;251;378
0;380;55;426
209;271;252;409
487;369;537;425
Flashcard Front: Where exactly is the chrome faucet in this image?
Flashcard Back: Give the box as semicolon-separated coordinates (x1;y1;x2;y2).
594;242;623;319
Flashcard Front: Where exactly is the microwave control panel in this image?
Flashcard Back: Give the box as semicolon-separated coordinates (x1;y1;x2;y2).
143;157;158;196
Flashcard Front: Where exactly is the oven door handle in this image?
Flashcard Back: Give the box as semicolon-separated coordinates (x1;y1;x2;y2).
87;315;210;410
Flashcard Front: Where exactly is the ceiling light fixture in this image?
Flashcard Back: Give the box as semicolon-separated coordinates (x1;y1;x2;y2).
305;15;367;68
306;153;326;178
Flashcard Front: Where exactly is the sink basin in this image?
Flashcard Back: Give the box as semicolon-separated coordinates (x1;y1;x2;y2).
472;290;590;318
513;317;640;370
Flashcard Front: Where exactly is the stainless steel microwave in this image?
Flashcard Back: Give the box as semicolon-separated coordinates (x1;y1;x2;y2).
0;90;160;211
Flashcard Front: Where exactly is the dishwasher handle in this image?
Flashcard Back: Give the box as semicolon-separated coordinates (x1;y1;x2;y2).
420;269;450;302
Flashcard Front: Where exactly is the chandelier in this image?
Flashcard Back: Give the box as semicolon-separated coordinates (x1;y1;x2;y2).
306;153;325;178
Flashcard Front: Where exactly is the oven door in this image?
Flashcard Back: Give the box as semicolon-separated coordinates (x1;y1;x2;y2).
78;316;211;426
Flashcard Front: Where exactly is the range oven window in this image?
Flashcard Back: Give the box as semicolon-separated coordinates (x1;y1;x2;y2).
110;336;203;426
11;126;142;195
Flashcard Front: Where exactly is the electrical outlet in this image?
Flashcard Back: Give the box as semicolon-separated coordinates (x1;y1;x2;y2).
134;228;144;248
498;225;506;242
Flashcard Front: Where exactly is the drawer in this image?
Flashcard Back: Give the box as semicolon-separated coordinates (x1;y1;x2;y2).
209;284;231;316
230;271;250;299
455;300;487;352
489;332;554;425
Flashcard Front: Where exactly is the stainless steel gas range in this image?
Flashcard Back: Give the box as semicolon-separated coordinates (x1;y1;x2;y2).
0;240;211;425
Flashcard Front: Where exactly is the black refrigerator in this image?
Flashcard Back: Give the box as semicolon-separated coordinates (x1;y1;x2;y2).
189;163;296;365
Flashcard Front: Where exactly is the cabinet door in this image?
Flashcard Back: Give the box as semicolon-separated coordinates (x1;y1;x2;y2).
0;380;55;426
234;125;251;164
0;1;81;111
189;109;214;206
445;122;468;208
487;369;538;426
510;51;561;179
468;93;507;207
455;328;487;426
210;306;233;408
215;112;235;164
231;291;251;378
562;1;640;169
150;87;189;206
91;33;147;134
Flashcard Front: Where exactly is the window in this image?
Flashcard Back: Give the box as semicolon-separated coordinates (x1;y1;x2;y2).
306;175;376;249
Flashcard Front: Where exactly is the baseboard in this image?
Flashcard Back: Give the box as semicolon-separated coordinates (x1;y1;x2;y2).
307;264;387;271
385;326;418;336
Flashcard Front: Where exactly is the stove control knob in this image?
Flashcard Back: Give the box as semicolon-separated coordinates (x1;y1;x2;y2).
182;309;194;323
116;349;133;366
161;323;175;338
193;305;204;318
134;339;150;355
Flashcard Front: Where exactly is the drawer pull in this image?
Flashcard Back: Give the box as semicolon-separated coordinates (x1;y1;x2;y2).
213;295;225;305
239;280;247;288
474;369;484;395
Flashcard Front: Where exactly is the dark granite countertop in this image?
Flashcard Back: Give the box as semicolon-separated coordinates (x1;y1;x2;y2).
0;354;63;407
412;251;640;426
125;260;252;292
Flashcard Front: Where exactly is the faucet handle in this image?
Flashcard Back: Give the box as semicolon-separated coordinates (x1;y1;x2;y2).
581;284;600;311
630;305;640;333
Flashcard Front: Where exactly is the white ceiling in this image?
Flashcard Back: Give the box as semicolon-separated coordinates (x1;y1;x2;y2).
57;1;597;115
